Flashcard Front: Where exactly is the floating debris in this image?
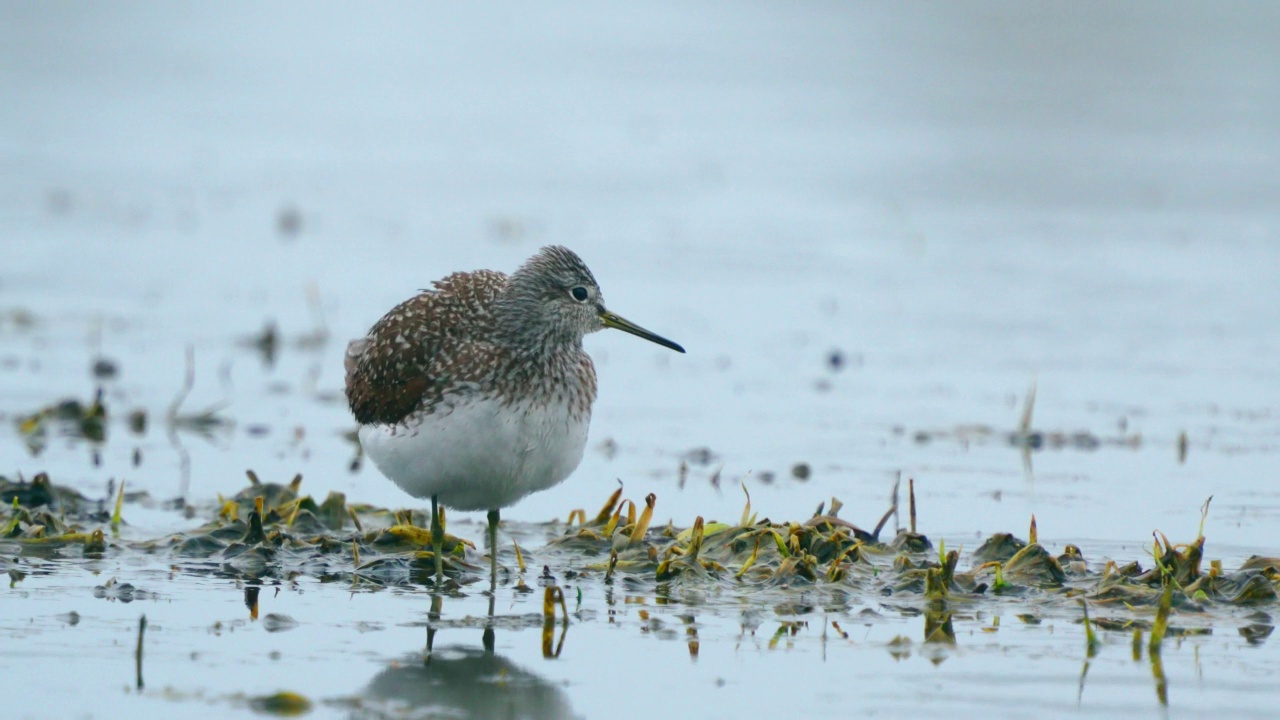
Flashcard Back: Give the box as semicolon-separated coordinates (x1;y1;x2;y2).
913;382;1142;454
16;390;108;446
249;690;312;716
244;321;279;367
91;357;119;380
0;307;37;330
127;409;147;435
680;447;719;467
93;578;157;603
1;472;92;514
262;613;299;633
276;203;302;238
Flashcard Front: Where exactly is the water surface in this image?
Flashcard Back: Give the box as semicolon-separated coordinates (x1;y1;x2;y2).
2;2;1279;718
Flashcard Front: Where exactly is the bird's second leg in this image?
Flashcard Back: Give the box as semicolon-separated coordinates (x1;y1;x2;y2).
431;495;444;587
487;509;500;591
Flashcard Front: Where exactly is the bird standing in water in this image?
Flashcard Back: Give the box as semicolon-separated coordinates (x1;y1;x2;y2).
345;246;684;588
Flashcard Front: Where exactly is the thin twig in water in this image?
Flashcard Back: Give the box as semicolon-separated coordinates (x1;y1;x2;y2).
135;614;147;690
166;346;233;437
166;346;196;425
909;478;917;534
1019;380;1037;435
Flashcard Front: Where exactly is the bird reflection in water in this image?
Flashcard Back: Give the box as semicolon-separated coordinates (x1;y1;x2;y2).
362;591;577;719
363;642;579;720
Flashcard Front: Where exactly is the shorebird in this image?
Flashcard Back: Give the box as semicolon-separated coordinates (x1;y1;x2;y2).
345;245;684;588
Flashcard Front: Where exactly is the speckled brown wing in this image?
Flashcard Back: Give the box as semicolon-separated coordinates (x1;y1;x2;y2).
345;270;507;426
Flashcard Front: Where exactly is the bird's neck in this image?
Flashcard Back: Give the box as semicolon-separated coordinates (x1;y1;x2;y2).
493;290;583;359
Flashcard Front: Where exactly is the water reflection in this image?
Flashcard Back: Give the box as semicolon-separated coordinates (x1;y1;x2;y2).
367;613;578;720
922;609;955;645
359;586;580;718
1240;623;1274;646
134;614;147;691
1149;647;1169;707
364;644;578;720
244;585;260;620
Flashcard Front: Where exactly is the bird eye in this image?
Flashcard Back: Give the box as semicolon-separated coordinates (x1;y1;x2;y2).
570;286;589;302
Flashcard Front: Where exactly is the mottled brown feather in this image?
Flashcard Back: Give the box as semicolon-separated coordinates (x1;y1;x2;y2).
346;270;502;425
345;268;597;426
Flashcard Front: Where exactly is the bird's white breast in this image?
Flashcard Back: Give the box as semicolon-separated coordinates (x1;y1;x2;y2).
358;396;590;512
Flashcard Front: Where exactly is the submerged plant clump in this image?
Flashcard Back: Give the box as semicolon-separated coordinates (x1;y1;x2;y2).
2;472;1277;647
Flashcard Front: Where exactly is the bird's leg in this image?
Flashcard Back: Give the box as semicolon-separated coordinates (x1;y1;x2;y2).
487;508;500;591
431;495;444;587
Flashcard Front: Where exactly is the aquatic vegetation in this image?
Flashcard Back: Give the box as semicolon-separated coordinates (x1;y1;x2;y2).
3;470;1276;651
1;466;1275;717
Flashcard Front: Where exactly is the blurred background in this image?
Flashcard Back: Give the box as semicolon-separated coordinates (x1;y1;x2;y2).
2;1;1279;548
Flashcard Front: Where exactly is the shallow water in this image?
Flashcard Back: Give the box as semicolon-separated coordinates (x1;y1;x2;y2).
3;2;1280;718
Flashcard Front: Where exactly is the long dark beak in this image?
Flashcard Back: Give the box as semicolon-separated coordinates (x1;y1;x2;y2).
600;310;685;353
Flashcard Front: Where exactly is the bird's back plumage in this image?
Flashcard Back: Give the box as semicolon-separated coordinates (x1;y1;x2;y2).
345;269;512;427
